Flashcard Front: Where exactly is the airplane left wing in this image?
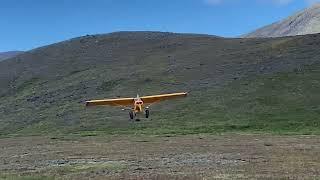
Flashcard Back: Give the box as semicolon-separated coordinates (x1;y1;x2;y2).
141;92;187;104
86;97;134;107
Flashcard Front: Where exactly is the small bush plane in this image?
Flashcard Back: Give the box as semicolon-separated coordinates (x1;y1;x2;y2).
86;92;188;121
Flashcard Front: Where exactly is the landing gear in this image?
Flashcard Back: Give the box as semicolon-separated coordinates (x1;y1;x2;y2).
129;111;140;121
129;109;150;121
129;111;134;120
145;109;150;118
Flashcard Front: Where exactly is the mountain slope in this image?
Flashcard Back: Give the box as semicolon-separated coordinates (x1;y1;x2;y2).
244;3;320;38
0;51;23;61
1;31;320;136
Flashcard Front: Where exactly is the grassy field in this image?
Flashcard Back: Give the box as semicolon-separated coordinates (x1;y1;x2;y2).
1;32;320;136
3;62;320;137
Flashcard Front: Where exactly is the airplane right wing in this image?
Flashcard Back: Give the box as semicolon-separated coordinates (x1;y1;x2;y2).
141;92;188;104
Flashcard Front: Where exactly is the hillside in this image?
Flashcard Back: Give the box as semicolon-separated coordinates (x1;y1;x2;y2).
1;31;320;136
0;51;23;61
244;3;320;38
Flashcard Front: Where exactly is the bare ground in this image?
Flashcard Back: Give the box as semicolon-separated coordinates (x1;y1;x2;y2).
0;134;319;179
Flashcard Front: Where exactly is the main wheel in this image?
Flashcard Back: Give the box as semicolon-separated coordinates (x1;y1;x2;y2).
145;109;150;118
129;111;134;120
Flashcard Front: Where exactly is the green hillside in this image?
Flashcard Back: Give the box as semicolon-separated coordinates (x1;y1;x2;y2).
1;32;320;136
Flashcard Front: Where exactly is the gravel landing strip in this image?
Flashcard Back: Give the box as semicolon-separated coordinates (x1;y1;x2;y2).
0;135;319;179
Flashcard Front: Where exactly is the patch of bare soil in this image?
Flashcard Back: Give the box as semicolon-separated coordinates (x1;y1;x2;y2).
0;134;319;179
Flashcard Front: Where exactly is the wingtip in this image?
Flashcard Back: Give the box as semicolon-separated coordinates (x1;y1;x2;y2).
183;92;188;96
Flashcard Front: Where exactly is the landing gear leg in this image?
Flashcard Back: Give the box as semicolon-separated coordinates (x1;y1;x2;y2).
145;109;150;118
129;111;134;120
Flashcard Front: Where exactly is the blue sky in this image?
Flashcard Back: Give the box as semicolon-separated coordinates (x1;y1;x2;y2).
0;0;319;52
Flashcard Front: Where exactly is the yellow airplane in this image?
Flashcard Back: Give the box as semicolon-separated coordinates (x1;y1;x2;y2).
86;92;188;120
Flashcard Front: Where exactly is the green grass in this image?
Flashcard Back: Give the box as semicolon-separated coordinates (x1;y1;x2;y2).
138;63;320;135
218;64;320;134
3;63;319;137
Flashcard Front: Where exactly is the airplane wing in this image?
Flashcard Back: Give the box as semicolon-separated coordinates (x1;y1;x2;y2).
141;92;188;104
86;97;134;107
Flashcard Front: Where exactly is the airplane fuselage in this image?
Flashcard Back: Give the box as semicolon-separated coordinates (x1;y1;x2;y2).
133;96;144;113
129;95;150;120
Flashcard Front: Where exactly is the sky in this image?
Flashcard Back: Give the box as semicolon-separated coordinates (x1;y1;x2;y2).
0;0;319;52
